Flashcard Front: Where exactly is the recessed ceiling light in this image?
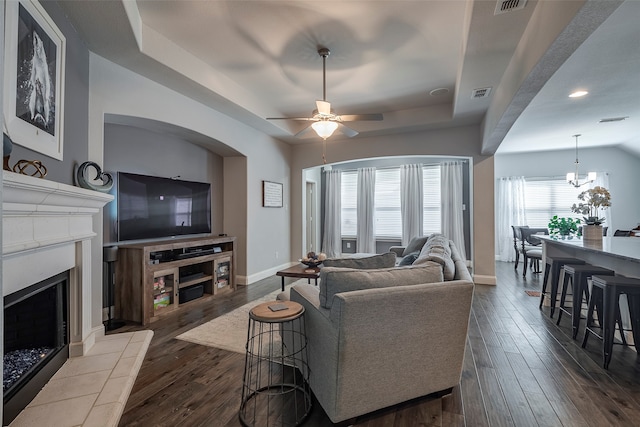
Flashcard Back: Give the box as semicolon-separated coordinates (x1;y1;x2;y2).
569;90;588;98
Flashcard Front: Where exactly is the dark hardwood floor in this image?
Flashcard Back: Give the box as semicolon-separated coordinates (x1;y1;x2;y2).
113;262;640;426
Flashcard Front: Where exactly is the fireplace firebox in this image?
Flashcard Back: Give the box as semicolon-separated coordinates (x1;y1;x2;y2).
3;271;69;425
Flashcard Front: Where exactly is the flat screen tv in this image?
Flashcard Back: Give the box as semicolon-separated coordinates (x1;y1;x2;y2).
117;172;211;242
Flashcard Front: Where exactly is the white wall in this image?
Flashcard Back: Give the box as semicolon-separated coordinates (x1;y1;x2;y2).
495;146;640;232
88;54;291;289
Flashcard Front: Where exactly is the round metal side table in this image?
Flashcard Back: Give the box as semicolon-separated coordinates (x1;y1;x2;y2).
239;300;311;427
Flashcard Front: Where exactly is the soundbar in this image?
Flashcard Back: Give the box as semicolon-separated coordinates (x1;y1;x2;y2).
175;248;217;260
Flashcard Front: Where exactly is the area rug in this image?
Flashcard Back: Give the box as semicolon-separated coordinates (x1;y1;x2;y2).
525;290;541;297
176;280;304;354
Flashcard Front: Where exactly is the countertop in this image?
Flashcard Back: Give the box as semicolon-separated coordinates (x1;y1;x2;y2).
536;235;640;263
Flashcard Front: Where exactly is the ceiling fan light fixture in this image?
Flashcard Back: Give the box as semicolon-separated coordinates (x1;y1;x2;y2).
312;121;339;140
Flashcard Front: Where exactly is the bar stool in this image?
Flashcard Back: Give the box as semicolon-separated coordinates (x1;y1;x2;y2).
556;264;614;339
582;275;640;369
539;257;585;317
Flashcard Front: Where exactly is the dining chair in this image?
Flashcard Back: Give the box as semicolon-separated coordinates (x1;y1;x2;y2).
521;227;549;277
511;225;529;269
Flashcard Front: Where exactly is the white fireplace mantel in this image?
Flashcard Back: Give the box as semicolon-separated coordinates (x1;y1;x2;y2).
3;171;113;257
2;170;113;356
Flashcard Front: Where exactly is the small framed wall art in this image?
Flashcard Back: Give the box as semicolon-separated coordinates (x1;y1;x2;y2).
262;180;283;208
3;0;66;160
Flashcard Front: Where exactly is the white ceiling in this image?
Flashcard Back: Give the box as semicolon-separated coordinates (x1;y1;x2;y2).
55;0;640;156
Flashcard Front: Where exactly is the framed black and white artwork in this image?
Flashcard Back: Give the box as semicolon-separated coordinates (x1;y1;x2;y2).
262;180;283;208
4;0;66;160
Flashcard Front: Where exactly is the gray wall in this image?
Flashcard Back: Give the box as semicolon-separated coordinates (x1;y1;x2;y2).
495;146;640;232
102;123;224;245
88;54;291;285
290;125;498;285
7;1;88;185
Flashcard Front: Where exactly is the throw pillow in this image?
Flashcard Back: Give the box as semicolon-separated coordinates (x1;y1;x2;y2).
322;252;396;269
319;262;444;309
401;236;429;257
398;251;420;266
413;236;456;280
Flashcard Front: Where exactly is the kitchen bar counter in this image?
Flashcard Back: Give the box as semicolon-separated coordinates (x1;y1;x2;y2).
536;236;640;279
537;235;640;335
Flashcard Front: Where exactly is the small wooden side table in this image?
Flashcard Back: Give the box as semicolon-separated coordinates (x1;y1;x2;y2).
276;265;320;291
239;300;312;427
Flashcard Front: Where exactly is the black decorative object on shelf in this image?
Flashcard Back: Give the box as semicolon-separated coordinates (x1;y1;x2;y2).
76;161;113;192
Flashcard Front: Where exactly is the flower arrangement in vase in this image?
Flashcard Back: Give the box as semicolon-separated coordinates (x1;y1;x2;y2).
570;186;611;225
571;186;611;242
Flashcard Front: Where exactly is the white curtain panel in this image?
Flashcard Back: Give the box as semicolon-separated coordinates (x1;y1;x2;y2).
357;167;376;253
441;161;467;261
590;172;611;231
495;176;527;261
322;170;342;258
400;164;423;246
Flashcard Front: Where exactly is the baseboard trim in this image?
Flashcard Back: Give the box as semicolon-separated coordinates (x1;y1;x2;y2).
473;274;497;285
243;262;296;285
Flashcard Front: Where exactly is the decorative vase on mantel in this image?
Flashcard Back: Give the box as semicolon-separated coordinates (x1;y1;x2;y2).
583;224;603;243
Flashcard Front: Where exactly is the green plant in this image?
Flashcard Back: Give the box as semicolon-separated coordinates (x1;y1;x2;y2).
570;186;611;225
548;215;580;237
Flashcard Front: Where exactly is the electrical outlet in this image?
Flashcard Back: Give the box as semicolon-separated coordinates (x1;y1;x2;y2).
346;242;351;249
275;251;279;259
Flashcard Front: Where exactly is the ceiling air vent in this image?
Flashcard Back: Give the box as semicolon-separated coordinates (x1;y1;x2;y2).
495;0;527;15
471;87;492;99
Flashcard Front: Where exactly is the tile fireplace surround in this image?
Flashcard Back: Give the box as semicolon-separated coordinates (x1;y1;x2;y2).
2;171;152;425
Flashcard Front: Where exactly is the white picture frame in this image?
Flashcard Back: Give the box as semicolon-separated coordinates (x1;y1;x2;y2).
3;0;66;160
262;180;283;208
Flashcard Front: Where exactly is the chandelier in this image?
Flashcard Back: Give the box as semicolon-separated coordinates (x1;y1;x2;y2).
566;134;596;187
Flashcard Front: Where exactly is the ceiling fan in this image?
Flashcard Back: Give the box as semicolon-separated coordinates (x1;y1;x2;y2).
267;47;383;140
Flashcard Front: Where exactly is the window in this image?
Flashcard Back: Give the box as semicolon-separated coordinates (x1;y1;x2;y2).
423;166;441;235
524;178;582;227
374;168;401;238
340;166;442;238
341;171;357;237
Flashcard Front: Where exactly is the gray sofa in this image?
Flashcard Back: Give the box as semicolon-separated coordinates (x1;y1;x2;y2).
283;236;474;423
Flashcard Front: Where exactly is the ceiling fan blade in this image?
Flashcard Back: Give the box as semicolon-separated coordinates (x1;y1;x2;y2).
337;123;359;138
294;124;316;138
266;117;315;121
337;113;383;122
316;100;331;115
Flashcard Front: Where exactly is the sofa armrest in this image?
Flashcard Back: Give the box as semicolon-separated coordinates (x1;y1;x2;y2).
388;246;405;257
288;284;341;415
325;280;473;422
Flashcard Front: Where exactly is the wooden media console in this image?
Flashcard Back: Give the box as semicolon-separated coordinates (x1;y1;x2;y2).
115;236;236;325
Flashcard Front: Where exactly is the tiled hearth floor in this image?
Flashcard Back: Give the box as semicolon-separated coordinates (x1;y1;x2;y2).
10;330;153;427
